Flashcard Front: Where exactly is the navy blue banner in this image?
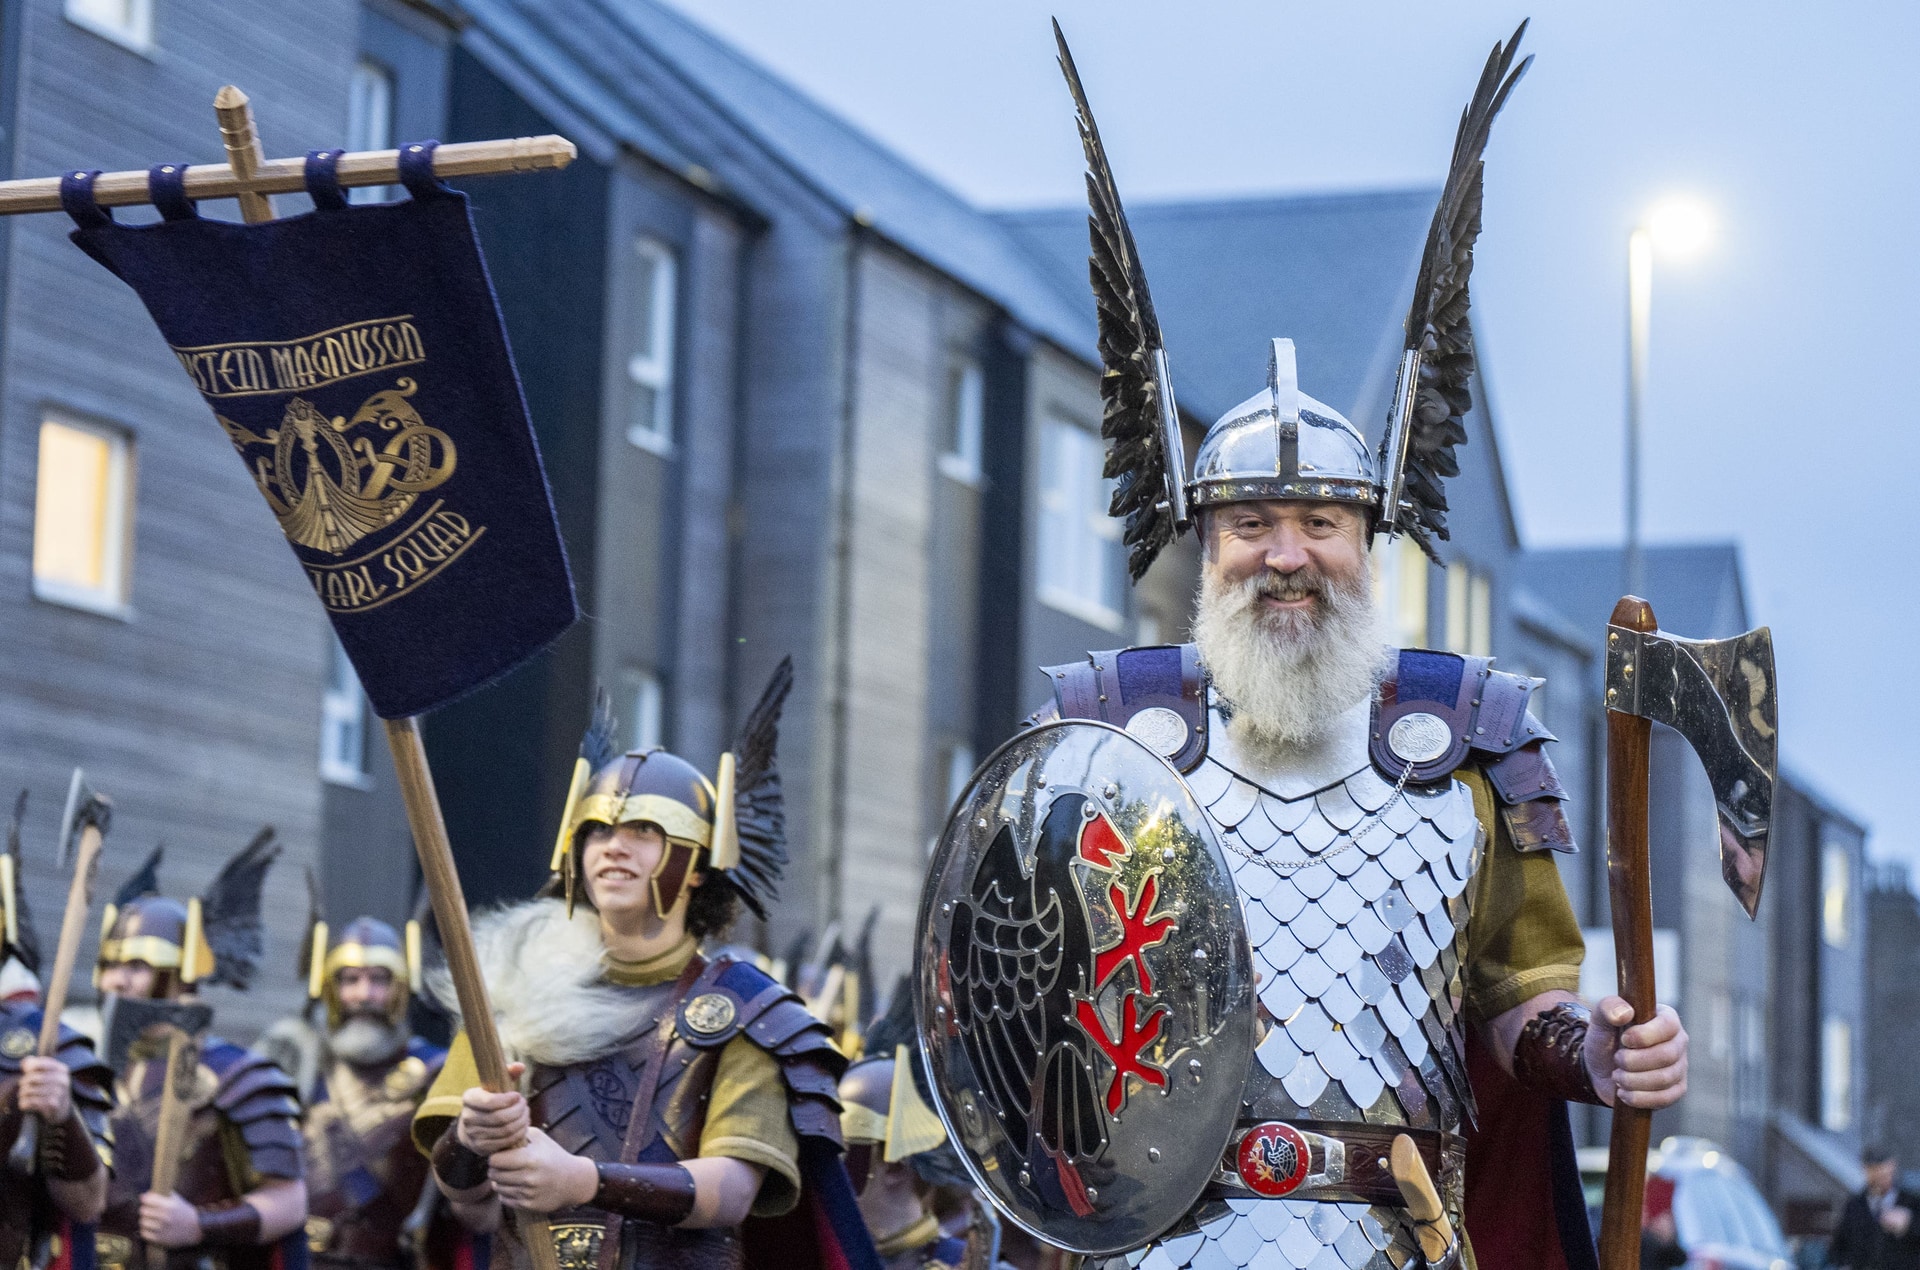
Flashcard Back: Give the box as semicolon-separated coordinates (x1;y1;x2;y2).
62;145;576;718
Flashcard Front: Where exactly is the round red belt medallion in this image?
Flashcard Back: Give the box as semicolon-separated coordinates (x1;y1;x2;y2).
1236;1122;1311;1197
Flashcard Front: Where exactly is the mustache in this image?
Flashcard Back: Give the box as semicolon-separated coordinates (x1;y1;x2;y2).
1244;569;1331;605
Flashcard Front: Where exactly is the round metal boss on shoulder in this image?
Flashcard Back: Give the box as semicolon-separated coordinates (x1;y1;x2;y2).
1387;712;1453;765
682;992;736;1037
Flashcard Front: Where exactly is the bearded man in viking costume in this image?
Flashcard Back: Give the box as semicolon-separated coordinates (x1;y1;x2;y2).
277;914;469;1270
92;835;308;1270
413;660;878;1270
917;22;1690;1270
1;791;114;1268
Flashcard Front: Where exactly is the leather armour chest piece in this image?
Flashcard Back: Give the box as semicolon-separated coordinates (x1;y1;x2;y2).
1103;706;1485;1270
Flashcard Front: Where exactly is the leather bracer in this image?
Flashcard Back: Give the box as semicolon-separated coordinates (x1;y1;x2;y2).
593;1162;696;1226
1513;1002;1605;1105
431;1124;491;1191
42;1106;102;1181
196;1201;262;1246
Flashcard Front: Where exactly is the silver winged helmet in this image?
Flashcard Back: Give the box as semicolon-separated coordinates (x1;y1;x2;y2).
1059;20;1532;571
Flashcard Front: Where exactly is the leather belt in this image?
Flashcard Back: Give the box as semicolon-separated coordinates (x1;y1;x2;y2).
1205;1121;1466;1209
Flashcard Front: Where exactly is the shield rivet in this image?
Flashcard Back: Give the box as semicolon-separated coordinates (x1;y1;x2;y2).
1018;1169;1031;1187
941;902;952;916
975;817;988;830
1104;784;1118;800
1086;1187;1098;1202
1188;1059;1203;1082
1193;948;1208;962
1161;847;1177;863
1148;1147;1161;1162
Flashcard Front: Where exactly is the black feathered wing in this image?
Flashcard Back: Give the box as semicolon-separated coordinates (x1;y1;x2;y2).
200;827;280;989
947;810;1106;1172
1392;21;1531;560
726;656;793;920
4;790;40;972
1055;20;1183;583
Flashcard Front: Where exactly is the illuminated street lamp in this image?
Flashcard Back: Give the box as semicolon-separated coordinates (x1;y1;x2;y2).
1625;197;1714;598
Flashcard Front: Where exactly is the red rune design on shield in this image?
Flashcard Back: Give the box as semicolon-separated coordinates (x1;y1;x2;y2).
1078;811;1130;869
1237;1122;1312;1197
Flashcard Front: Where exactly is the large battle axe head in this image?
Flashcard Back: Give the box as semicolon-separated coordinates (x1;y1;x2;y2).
101;993;211;1075
56;767;112;871
1605;621;1777;918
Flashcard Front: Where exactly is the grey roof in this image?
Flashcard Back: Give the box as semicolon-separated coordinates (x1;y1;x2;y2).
1518;543;1751;642
454;0;1097;359
995;190;1437;428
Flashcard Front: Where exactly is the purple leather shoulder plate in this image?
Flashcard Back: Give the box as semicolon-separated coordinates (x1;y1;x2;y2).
1040;644;1207;772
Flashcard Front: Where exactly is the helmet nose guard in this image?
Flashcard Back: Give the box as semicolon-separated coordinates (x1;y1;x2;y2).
1187;338;1379;512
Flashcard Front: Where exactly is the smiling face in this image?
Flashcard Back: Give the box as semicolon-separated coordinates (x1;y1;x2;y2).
581;821;700;928
1203;499;1371;620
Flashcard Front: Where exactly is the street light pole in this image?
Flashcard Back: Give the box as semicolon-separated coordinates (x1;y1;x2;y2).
1625;225;1652;601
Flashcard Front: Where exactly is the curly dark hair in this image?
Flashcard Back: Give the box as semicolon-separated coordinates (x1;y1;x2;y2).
685;868;741;940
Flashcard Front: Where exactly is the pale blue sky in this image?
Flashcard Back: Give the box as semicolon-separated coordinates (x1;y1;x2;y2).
662;0;1920;870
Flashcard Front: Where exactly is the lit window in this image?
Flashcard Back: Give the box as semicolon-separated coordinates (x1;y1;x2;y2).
1821;840;1852;948
33;416;134;616
65;0;151;52
1037;416;1123;630
625;239;678;454
1820;1015;1852;1131
1444;560;1492;656
345;59;396;205
938;361;984;485
622;669;663;751
1371;535;1429;648
319;637;369;786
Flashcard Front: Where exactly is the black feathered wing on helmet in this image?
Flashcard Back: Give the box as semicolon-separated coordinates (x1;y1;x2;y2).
113;843;164;910
199;827;281;989
1387;21;1531;561
3;789;41;973
717;656;793;921
1055;20;1186;583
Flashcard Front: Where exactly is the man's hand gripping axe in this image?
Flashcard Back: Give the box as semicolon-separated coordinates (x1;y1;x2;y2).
6;768;110;1175
103;991;214;1270
1595;597;1777;1270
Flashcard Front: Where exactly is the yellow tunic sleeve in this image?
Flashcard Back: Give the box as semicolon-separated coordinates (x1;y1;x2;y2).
699;1035;802;1217
411;1028;478;1155
1459;768;1586;1022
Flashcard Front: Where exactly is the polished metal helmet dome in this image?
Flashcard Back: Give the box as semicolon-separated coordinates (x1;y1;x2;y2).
1188;338;1379;511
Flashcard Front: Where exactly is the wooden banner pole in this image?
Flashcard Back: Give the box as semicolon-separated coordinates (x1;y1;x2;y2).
207;89;563;1270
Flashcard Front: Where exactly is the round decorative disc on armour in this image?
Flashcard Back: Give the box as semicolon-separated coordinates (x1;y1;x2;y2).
1124;706;1190;756
1387;711;1452;765
0;1026;32;1058
1236;1122;1311;1197
681;992;737;1037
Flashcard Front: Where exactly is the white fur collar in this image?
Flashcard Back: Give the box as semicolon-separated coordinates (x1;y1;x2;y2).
425;898;652;1069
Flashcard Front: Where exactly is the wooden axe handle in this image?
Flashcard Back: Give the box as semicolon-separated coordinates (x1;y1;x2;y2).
1598;597;1658;1270
1390;1133;1456;1264
7;821;105;1174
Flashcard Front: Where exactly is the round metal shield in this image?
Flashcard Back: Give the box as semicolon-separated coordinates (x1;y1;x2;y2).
914;720;1255;1255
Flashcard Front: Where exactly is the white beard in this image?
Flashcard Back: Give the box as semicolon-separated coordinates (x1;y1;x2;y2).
328;1015;408;1068
424;898;644;1069
1192;555;1390;766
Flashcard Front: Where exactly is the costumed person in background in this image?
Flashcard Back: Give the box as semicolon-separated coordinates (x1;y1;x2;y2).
840;981;1002;1270
285;910;470;1270
1;788;115;1268
921;23;1691;1270
412;662;880;1270
93;833;309;1270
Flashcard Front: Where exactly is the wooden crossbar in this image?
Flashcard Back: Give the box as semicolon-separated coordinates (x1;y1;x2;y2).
0;87;574;217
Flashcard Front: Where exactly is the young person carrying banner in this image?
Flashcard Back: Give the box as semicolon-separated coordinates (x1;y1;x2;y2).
411;662;879;1270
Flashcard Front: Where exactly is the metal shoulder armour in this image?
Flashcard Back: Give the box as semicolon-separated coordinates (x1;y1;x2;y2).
1371;649;1574;852
208;1040;304;1180
696;957;848;1147
1039;643;1208;771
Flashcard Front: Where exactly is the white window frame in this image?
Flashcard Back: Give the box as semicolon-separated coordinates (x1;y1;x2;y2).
1037;414;1124;632
938;360;985;486
1372;534;1429;648
625;238;678;456
32;412;135;619
1820;1015;1852;1131
64;0;153;54
345;58;396;205
621;668;664;752
1443;560;1492;656
319;637;371;788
